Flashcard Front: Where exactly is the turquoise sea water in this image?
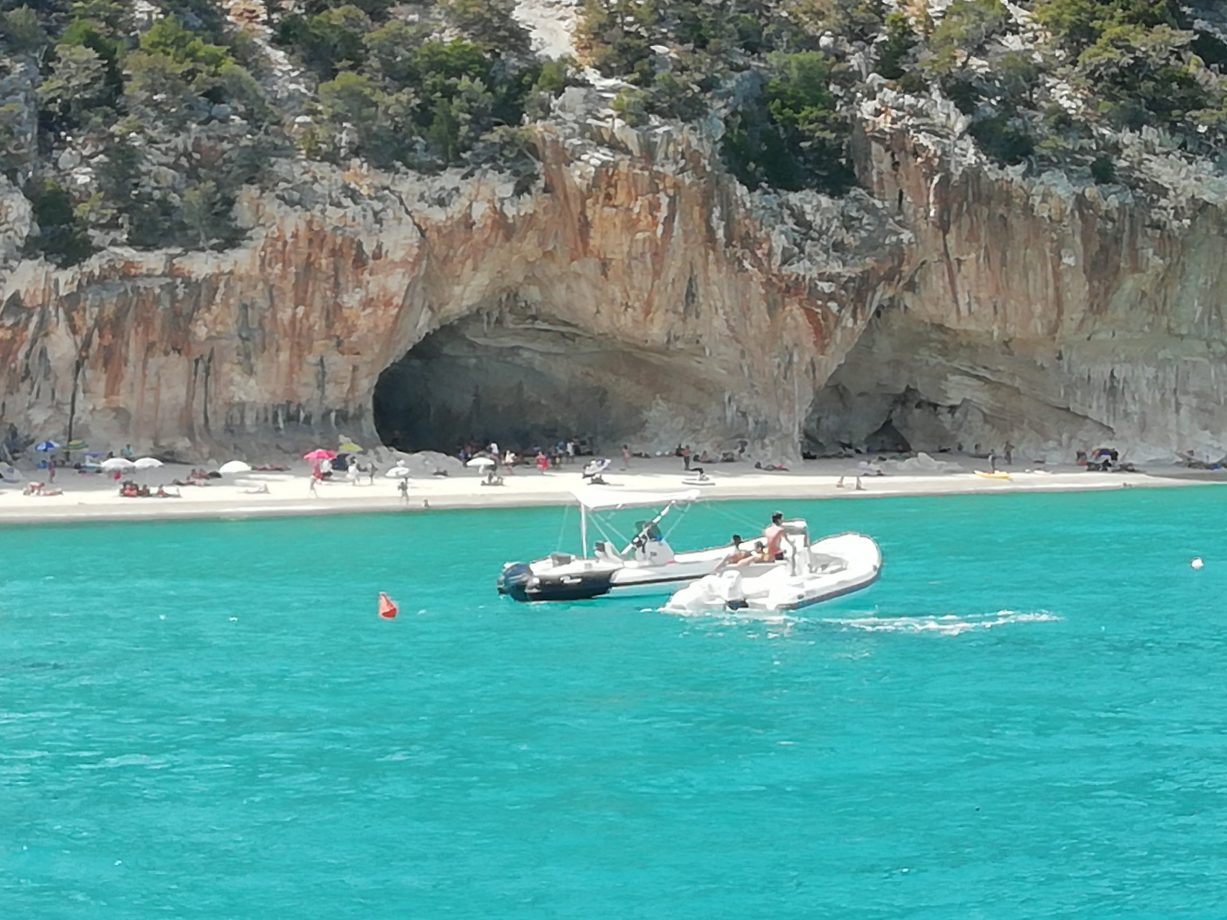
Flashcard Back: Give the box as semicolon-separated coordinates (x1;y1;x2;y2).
3;488;1227;918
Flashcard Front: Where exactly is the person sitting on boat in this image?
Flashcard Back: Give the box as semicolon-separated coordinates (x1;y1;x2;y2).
763;512;787;561
719;534;752;568
737;541;770;565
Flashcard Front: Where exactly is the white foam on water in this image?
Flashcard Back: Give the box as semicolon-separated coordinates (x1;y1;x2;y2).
659;606;799;629
826;610;1062;636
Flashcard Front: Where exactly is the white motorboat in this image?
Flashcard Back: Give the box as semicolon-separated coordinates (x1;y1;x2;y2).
663;524;881;614
498;488;733;602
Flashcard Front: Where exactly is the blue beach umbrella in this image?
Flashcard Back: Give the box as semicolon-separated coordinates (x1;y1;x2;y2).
34;440;60;452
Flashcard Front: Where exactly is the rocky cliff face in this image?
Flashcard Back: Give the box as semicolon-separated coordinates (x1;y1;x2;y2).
0;89;900;459
821;89;1227;462
3;82;1227;462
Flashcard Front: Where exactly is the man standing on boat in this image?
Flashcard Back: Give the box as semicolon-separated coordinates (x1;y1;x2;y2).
763;512;787;560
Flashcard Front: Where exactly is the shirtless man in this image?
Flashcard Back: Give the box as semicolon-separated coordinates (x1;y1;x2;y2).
763;511;787;560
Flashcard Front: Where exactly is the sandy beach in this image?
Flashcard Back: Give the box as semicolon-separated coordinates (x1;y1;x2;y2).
0;451;1219;525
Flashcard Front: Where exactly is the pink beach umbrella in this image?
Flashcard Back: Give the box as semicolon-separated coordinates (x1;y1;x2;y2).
303;449;337;461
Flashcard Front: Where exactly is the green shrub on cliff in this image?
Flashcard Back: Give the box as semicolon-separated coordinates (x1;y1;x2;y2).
0;102;29;181
577;0;658;83
442;0;531;56
276;4;372;79
37;43;109;131
876;12;918;82
723;52;854;193
362;19;428;86
792;0;885;44
25;178;92;265
1032;0;1225;142
0;6;48;54
8;0;1227;270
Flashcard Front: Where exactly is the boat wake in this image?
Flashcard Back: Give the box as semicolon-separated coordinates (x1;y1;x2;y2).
657;606;799;627
826;610;1061;636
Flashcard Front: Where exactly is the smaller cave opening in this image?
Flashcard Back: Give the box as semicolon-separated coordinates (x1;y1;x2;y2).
864;419;911;453
372;313;658;454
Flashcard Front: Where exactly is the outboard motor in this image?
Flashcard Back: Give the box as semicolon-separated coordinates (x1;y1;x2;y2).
665;568;749;614
713;569;748;610
498;562;533;600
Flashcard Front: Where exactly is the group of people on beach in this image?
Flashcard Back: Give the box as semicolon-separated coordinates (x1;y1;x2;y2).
459;438;586;472
119;480;179;499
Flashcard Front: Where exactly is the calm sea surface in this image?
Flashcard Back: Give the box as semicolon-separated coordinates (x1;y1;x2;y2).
3;488;1227;918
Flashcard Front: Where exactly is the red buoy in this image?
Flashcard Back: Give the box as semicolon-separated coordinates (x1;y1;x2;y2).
378;592;399;619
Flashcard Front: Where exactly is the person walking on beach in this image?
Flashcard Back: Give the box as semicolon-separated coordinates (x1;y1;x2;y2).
621;445;631;470
1004;441;1015;466
309;472;319;496
397;478;409;504
681;445;691;472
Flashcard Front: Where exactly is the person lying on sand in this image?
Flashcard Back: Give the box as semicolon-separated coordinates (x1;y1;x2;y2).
23;482;62;496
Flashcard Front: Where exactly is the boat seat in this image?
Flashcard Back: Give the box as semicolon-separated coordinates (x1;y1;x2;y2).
644;541;675;564
593;542;620;562
809;553;846;572
550;552;575;565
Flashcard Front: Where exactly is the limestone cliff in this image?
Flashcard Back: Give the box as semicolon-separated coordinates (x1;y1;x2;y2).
5;0;1227;465
0;90;900;460
5;79;1227;462
821;89;1227;462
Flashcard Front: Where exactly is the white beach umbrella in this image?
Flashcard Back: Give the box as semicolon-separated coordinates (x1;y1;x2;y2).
218;460;252;475
133;457;163;470
100;457;135;472
385;466;412;479
466;456;495;469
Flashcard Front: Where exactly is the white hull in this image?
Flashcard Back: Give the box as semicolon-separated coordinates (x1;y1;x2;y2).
664;532;882;614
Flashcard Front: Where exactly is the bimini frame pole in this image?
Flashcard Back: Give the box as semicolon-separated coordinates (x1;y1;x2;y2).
580;503;588;556
620;501;676;556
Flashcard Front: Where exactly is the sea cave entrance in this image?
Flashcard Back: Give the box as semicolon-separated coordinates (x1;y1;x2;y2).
372;312;664;454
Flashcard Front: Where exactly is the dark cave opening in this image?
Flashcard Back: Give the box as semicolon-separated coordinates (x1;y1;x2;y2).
372;314;656;453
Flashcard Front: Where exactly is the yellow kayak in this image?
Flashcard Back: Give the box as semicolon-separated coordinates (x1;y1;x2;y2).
974;470;1012;481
